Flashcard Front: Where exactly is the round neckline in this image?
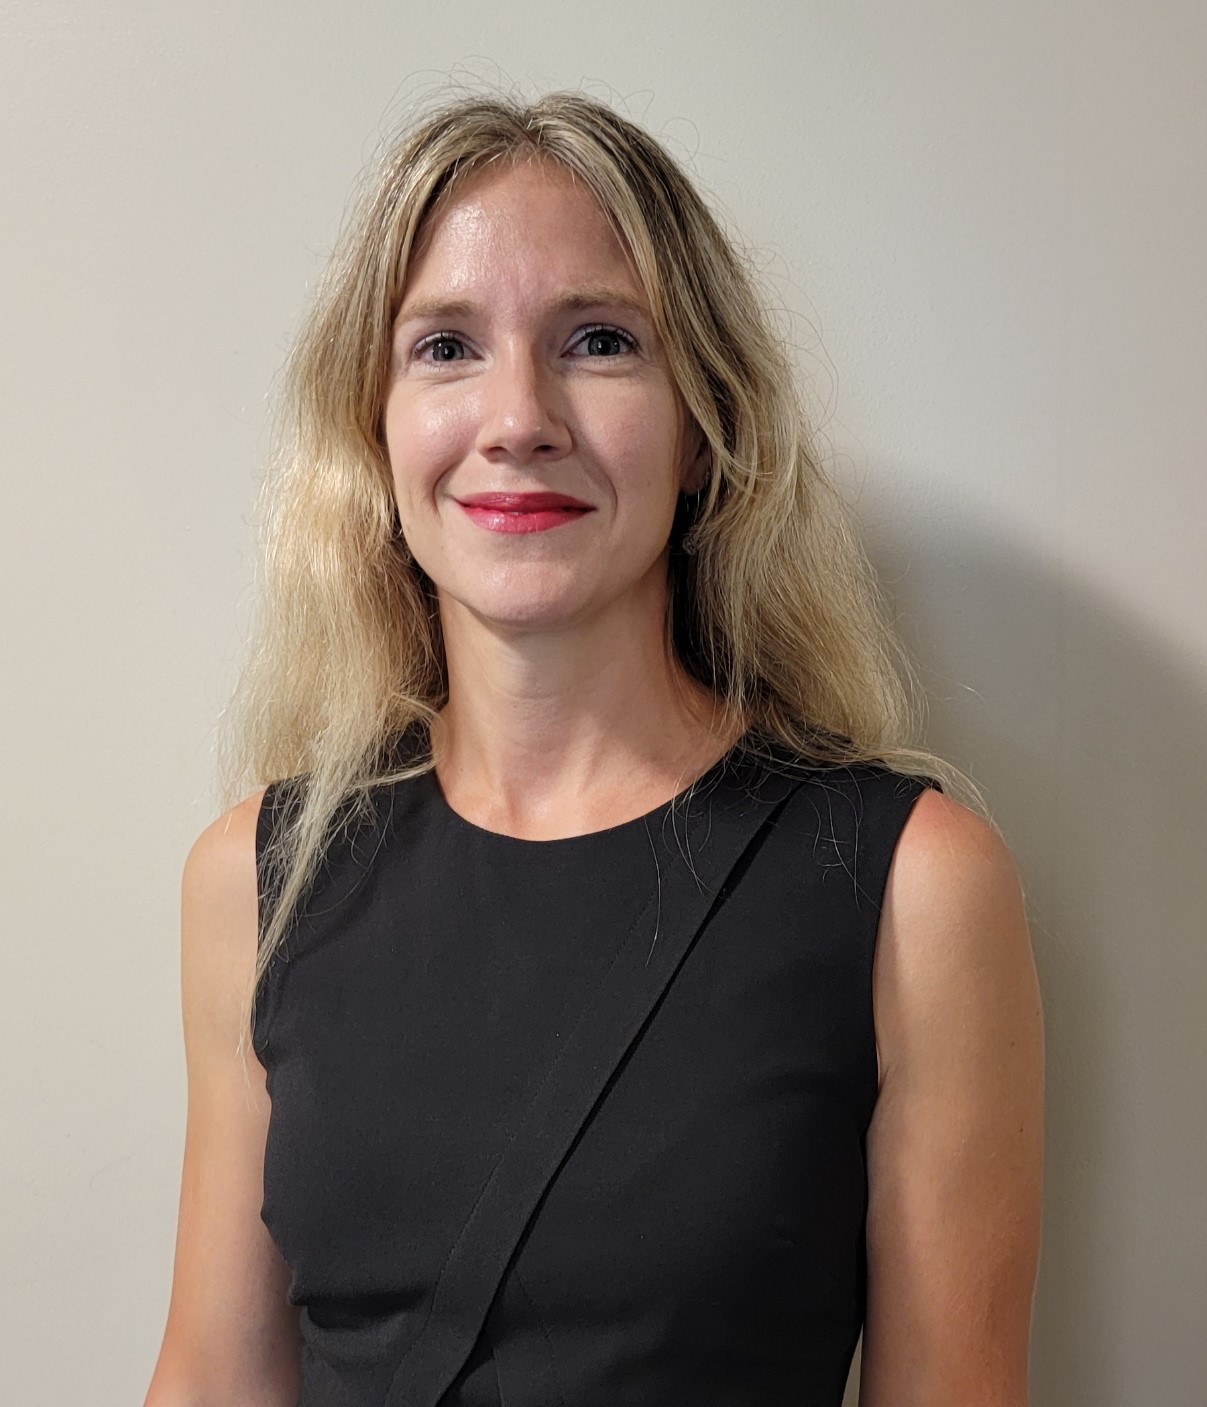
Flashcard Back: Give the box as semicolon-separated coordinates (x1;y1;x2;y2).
424;731;751;849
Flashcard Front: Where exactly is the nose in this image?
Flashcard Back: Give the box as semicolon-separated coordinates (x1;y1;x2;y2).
474;347;572;464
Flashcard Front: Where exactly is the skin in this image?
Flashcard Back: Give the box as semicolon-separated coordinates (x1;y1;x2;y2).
143;787;301;1407
862;792;1044;1406
144;158;1043;1406
382;158;734;838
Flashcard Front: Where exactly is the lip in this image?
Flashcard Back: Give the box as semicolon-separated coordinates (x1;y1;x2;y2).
456;492;594;510
457;500;593;535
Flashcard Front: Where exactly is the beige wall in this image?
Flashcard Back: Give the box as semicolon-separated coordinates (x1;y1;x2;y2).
3;3;1203;1403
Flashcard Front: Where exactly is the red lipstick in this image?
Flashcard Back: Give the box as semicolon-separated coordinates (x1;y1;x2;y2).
456;491;594;535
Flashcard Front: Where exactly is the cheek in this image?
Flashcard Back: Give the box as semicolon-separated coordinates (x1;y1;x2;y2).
383;393;474;495
581;386;683;485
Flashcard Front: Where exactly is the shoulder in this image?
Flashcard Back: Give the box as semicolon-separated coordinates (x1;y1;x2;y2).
182;788;271;916
891;785;1022;909
874;785;1039;1087
180;790;270;1030
769;758;953;876
860;787;1044;1401
887;786;1025;944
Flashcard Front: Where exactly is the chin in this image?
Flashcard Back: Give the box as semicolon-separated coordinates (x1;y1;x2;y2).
434;555;664;635
470;598;594;633
439;579;597;633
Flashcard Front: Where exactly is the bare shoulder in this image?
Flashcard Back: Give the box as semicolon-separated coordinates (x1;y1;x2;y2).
182;793;268;945
183;787;269;907
181;789;270;1000
144;783;302;1405
873;787;1033;1086
890;786;1023;922
861;786;1044;1407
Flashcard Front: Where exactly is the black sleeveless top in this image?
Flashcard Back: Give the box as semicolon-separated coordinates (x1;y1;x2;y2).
252;728;935;1407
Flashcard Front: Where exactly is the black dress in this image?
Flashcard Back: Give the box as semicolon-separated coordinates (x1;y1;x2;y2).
252;727;935;1406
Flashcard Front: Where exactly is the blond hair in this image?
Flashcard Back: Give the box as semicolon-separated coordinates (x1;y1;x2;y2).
220;89;985;1063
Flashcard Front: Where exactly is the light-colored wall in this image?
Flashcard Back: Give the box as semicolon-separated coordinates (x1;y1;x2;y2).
3;3;1203;1403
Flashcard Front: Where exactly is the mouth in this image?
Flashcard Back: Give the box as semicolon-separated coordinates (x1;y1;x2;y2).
453;490;595;536
455;492;593;511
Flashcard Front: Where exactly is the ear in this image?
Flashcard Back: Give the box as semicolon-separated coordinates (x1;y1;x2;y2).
679;423;711;495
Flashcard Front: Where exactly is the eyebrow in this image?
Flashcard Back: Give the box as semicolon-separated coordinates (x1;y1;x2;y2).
394;287;652;326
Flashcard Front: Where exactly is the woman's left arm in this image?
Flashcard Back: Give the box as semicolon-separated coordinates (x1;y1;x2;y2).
859;789;1045;1407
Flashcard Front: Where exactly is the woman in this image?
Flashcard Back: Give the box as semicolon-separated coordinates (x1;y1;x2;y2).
145;92;1044;1407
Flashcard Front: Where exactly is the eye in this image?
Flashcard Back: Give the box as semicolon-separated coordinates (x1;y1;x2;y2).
568;323;640;358
413;332;468;363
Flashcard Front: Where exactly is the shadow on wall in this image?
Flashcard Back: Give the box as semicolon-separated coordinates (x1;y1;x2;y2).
838;494;1207;1407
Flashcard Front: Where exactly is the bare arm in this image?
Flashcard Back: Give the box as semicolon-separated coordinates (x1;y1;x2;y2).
144;790;302;1407
859;789;1045;1407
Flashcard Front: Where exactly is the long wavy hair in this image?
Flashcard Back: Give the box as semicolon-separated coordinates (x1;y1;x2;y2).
220;88;985;1063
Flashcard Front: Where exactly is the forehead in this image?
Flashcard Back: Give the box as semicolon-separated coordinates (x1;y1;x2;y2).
401;160;646;305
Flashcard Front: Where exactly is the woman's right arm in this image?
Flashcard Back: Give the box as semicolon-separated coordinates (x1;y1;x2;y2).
143;790;303;1407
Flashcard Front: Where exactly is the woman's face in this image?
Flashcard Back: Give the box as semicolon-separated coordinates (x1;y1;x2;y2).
382;159;704;637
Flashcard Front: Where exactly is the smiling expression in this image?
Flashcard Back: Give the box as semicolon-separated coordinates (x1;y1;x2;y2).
381;159;706;635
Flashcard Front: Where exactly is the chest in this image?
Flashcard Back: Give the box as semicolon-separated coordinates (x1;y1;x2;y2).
257;809;880;1322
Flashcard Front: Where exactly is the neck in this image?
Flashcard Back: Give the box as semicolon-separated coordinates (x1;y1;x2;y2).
429;586;744;839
